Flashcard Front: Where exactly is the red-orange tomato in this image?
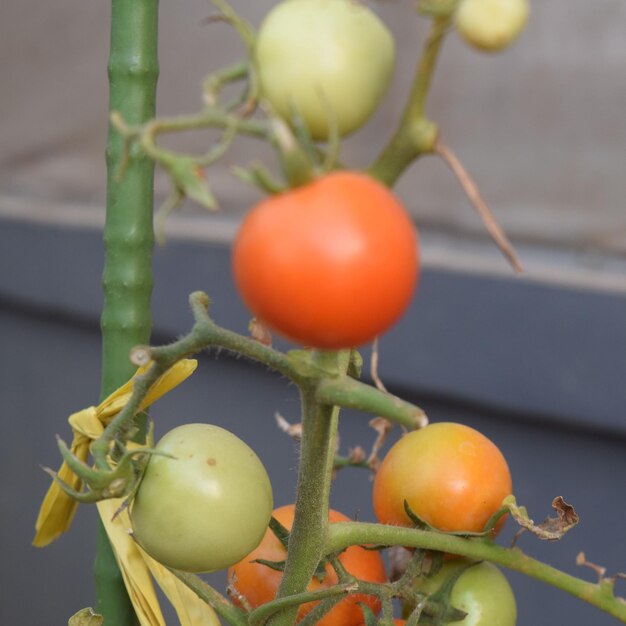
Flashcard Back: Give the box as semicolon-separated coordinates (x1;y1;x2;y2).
232;171;419;349
228;504;387;626
373;423;512;534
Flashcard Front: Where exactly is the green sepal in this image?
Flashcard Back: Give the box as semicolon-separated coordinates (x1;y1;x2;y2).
358;603;378;626
269;515;291;551
162;156;217;210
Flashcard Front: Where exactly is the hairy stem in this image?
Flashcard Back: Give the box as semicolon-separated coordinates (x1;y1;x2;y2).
249;583;357;626
91;295;427;468
171;570;248;626
96;0;159;621
267;351;350;626
315;376;427;431
267;397;339;625
326;523;626;623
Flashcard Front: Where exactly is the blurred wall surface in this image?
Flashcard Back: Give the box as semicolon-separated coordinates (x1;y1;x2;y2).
2;0;626;263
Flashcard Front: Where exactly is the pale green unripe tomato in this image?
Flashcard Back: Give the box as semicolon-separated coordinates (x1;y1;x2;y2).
254;0;395;140
455;0;529;52
411;560;517;625
130;423;273;573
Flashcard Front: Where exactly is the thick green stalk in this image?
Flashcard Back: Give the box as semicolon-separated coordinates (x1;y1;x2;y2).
267;392;338;626
96;0;159;623
369;16;450;186
268;352;350;626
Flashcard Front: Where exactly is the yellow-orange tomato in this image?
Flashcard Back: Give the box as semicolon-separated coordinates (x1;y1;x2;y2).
228;504;387;626
232;171;419;349
373;423;512;534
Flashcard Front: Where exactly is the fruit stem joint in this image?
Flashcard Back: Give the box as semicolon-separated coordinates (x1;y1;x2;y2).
410;118;439;155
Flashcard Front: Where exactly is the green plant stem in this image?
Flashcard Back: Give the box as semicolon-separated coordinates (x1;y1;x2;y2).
96;0;159;622
315;376;428;430
248;582;357;626
267;364;345;626
91;294;427;469
326;523;626;623
369;16;451;186
171;570;248;626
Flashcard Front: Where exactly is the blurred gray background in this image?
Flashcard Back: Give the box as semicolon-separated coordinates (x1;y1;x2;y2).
1;1;626;624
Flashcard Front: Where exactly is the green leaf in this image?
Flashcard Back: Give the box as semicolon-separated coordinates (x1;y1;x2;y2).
68;608;104;626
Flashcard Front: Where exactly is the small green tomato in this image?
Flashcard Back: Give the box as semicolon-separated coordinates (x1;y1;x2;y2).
254;0;395;140
411;560;517;625
130;423;273;573
455;0;529;52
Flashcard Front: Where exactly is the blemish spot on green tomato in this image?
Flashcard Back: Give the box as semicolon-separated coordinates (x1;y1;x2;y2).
130;423;273;573
413;560;517;626
455;0;529;52
255;0;395;140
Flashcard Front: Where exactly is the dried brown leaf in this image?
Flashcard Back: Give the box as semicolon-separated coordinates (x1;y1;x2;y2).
506;495;579;541
274;413;302;440
249;318;273;346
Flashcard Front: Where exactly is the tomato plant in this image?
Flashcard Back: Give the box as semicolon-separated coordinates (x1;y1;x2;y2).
36;0;626;623
228;504;387;626
232;171;419;349
255;0;395;140
130;423;273;573
373;423;512;534
409;560;517;625
455;0;530;52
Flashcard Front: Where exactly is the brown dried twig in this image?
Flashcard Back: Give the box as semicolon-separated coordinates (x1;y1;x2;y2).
435;139;524;274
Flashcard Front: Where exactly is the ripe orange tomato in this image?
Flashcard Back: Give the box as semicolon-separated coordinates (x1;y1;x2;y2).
232;171;419;349
373;423;512;534
228;504;387;626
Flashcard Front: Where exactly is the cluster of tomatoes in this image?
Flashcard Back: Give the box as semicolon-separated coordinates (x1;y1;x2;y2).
130;422;516;625
130;0;530;623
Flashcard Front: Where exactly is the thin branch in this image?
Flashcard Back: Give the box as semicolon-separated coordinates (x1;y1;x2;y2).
435;139;524;274
370;337;387;393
